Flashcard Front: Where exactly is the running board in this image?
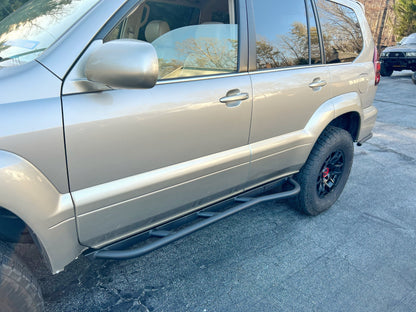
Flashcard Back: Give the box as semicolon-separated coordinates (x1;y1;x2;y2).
87;177;300;260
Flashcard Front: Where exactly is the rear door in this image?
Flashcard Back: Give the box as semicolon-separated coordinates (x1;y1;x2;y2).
247;0;332;184
62;0;252;247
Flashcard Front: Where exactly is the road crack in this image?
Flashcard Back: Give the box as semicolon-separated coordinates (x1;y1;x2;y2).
367;142;415;162
361;213;415;238
374;98;416;108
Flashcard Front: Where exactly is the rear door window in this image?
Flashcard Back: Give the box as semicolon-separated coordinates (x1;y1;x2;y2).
252;0;322;70
314;0;363;63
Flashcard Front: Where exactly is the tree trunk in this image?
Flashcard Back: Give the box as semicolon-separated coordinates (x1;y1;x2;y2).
377;0;390;51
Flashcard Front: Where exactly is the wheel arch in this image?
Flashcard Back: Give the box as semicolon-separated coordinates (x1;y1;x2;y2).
304;92;363;146
329;111;361;142
0;207;50;274
0;207;29;243
0;150;85;274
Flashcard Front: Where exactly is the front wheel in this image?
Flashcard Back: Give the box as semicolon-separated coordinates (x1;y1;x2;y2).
412;72;416;85
0;242;44;312
291;126;354;216
380;64;393;77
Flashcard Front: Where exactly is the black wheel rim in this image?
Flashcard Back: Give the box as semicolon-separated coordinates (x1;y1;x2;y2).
316;150;345;198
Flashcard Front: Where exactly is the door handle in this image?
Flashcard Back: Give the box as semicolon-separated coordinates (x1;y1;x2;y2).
220;90;249;107
309;79;327;90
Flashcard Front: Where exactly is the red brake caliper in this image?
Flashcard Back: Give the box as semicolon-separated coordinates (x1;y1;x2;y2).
323;167;330;178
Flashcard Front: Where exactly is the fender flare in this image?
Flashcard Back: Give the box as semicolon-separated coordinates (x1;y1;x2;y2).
0;150;85;273
304;92;363;143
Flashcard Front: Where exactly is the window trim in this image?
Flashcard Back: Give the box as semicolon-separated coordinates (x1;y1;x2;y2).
95;0;139;40
245;0;257;72
310;0;326;64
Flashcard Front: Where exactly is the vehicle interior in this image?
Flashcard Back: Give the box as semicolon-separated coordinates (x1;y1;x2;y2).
105;0;238;79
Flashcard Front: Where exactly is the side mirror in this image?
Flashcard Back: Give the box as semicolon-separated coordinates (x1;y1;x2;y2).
85;39;158;89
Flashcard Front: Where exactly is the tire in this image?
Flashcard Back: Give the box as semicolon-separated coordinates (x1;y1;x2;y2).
291;126;353;216
380;64;393;77
0;242;44;312
412;72;416;85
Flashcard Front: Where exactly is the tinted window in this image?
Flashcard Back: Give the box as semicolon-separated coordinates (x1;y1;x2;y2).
315;0;363;63
105;0;238;80
253;0;322;70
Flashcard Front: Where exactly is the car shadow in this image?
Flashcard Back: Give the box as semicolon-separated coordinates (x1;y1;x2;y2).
390;70;414;79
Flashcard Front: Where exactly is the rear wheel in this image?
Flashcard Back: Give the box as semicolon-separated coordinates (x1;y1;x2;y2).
380;64;393;77
292;126;353;216
0;242;44;312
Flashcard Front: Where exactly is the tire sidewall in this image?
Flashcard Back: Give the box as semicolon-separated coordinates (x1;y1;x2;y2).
0;242;44;312
299;127;353;215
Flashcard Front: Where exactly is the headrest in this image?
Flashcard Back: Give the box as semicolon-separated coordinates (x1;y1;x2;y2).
145;20;170;42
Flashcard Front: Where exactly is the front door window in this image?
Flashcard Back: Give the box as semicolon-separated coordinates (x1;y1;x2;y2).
105;0;238;80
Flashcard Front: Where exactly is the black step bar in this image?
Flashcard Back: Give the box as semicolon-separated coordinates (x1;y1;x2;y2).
87;177;300;260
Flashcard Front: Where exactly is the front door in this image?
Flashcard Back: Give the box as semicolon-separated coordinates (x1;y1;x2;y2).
62;0;252;247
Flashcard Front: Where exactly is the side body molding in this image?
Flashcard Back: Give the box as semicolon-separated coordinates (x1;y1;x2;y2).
0;151;85;274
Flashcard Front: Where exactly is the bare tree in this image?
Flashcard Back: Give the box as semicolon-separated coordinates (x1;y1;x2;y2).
377;0;391;50
256;39;282;69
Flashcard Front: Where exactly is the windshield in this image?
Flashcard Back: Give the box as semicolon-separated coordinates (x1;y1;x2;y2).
0;0;100;67
401;35;416;45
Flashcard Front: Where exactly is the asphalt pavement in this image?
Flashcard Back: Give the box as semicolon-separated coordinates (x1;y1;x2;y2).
34;71;416;312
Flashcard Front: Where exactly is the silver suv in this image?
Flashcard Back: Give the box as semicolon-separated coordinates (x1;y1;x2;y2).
0;0;378;310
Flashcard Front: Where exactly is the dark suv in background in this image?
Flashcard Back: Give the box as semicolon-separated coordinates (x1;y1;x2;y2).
380;33;416;77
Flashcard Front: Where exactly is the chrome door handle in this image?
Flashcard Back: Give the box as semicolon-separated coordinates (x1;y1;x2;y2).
220;91;249;107
309;80;327;89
